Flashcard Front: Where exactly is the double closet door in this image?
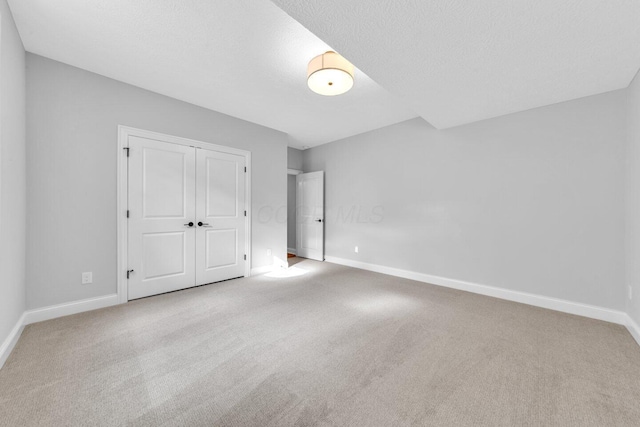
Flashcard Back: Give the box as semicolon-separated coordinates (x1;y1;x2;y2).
127;136;246;300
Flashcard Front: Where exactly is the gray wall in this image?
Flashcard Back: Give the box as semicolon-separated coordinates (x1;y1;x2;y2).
627;71;640;325
304;91;626;310
26;54;288;310
288;147;303;171
0;1;26;348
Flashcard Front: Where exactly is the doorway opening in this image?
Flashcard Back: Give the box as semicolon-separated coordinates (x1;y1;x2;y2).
287;169;301;261
286;168;325;267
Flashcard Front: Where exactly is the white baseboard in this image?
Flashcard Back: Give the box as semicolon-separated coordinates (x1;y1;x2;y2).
23;294;119;326
325;256;627;326
0;313;26;369
624;314;640;347
287;248;297;255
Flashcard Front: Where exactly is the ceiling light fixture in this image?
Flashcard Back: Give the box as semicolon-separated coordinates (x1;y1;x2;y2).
307;51;354;96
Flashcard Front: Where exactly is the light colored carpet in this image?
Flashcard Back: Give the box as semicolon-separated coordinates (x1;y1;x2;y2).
1;259;640;426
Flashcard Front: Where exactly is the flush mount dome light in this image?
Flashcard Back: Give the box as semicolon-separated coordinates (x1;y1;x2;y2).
307;51;354;96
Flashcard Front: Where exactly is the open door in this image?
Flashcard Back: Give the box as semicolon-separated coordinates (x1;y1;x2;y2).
296;171;324;261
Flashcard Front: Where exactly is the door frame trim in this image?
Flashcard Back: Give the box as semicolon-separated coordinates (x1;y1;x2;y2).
116;125;252;304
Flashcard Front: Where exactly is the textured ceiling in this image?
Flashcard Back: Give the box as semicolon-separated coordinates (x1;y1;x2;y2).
8;0;416;148
270;0;640;129
10;1;640;142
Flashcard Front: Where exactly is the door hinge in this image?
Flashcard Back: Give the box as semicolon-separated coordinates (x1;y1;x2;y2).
126;210;130;218
126;269;134;279
244;254;247;261
244;166;247;173
244;210;247;217
123;147;130;157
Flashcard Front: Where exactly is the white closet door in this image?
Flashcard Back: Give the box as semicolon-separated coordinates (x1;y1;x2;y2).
195;148;246;285
127;136;196;300
296;171;324;261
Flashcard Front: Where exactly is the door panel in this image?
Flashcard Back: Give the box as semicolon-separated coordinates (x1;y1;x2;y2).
296;171;324;261
142;232;186;279
196;149;246;285
205;229;238;269
128;136;196;299
206;157;239;217
142;148;188;218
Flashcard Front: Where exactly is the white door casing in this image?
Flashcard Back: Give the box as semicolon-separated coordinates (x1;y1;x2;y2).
117;126;251;303
127;136;197;300
196;148;246;285
296;171;324;261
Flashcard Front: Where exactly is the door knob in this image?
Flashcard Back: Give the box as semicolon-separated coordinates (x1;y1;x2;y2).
314;219;323;222
184;222;194;227
198;221;210;227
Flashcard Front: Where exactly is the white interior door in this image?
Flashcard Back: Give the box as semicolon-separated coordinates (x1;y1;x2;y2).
296;171;324;261
196;149;246;284
127;136;196;299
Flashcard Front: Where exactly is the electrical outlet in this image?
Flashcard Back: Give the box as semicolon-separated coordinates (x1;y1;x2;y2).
82;272;93;285
629;286;633;301
267;248;272;256
355;246;359;253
